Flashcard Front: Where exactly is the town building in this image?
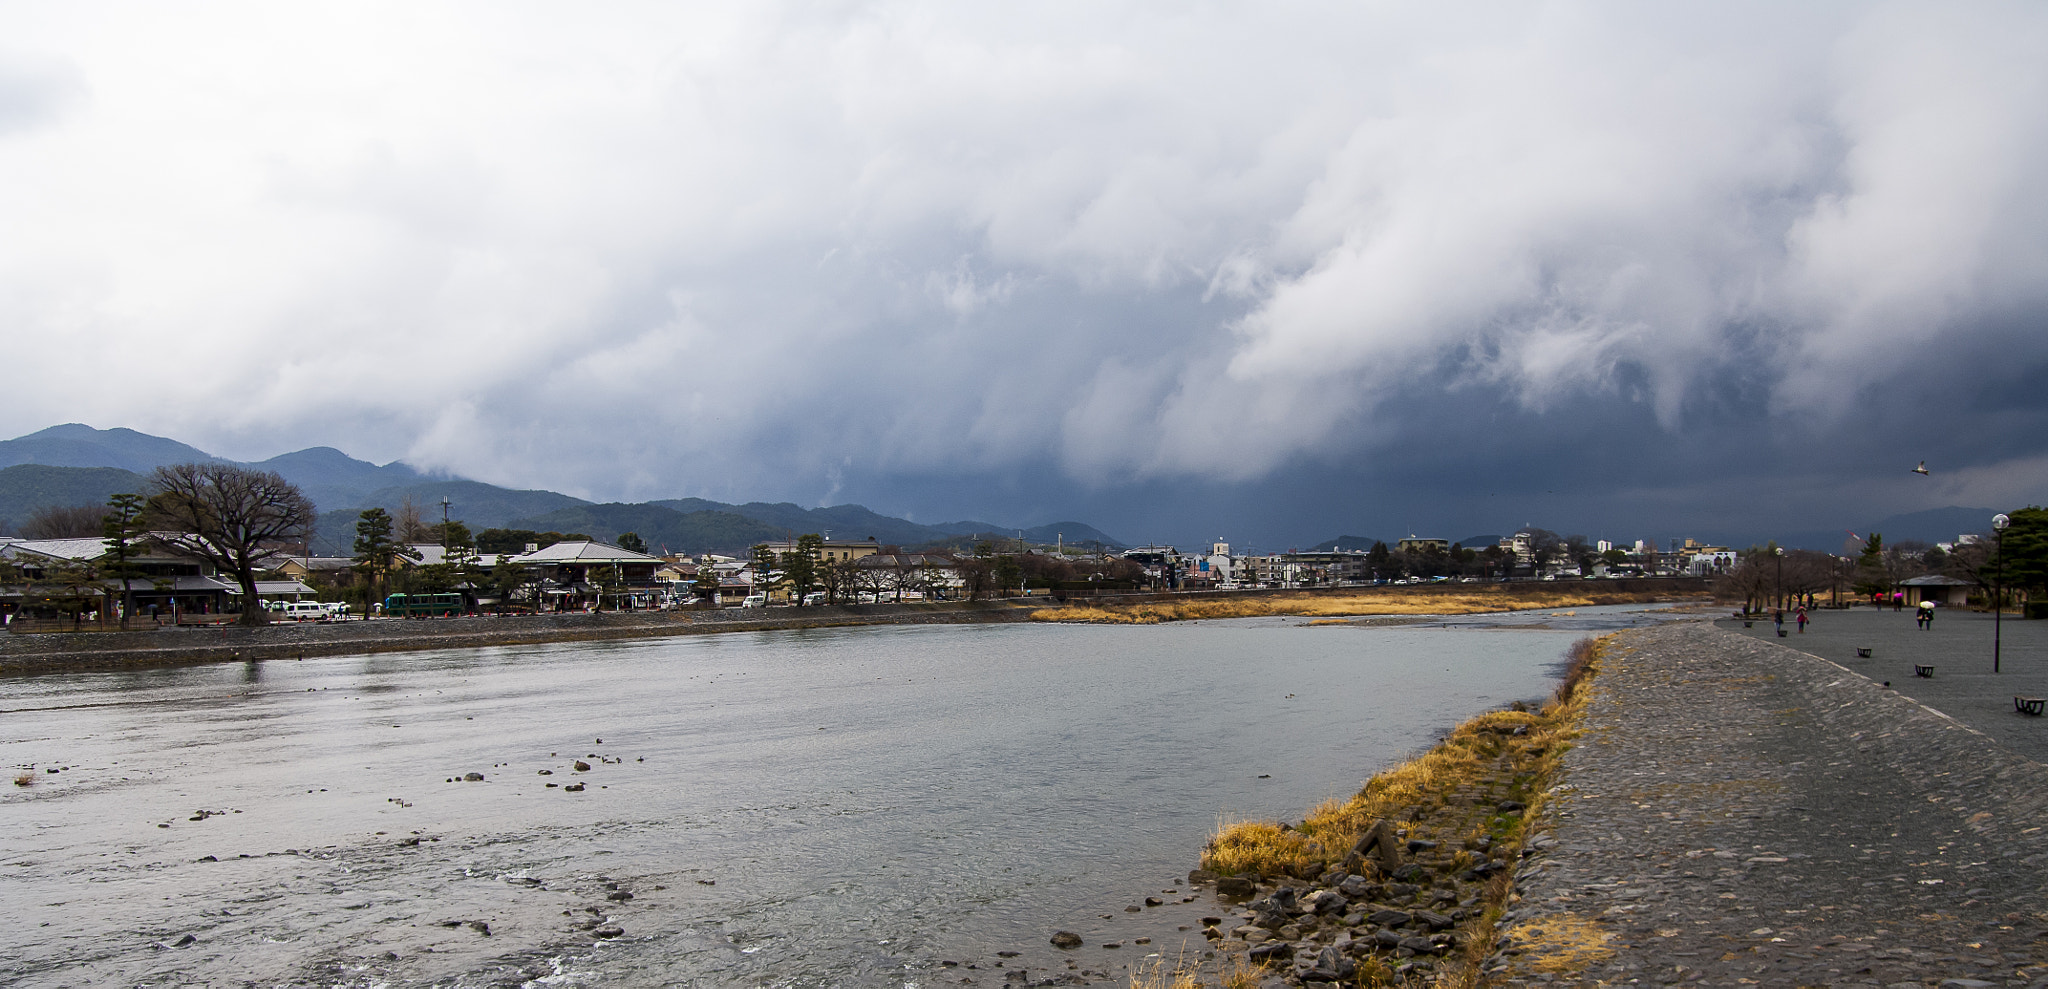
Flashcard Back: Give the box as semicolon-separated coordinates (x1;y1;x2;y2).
508;539;666;611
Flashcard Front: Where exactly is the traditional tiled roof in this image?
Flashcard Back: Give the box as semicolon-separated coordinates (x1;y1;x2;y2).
508;540;663;565
3;537;113;562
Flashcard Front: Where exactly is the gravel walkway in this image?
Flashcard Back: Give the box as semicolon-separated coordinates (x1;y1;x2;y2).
1491;620;2048;988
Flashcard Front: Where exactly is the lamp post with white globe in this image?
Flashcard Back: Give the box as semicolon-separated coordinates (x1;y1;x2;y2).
1993;513;2010;673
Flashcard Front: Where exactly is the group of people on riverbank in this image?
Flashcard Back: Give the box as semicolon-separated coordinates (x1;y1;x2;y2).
1769;607;1810;635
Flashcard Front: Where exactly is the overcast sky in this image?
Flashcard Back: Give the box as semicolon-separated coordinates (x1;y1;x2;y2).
4;2;2045;548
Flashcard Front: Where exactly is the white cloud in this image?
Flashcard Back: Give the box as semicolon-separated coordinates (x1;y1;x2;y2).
1;1;2044;508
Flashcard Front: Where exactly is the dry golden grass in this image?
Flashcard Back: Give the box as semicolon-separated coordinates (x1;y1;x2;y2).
1511;913;1619;973
1216;953;1269;989
1200;636;1605;881
1032;587;1689;624
1125;942;1203;989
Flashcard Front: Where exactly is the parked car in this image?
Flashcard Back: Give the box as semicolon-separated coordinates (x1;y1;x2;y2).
280;600;330;621
738;594;767;608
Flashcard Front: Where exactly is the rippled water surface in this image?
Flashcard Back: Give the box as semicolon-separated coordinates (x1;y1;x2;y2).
1;605;1677;986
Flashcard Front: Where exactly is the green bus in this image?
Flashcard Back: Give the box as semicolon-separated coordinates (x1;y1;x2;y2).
382;592;464;617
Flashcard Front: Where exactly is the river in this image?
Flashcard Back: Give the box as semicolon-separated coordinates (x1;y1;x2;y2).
0;605;1676;987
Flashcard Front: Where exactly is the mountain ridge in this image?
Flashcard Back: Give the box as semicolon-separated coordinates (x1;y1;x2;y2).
0;424;1125;553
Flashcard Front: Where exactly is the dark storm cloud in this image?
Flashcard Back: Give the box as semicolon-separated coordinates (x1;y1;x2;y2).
2;2;2046;545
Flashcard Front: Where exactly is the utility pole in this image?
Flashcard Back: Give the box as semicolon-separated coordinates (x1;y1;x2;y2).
1994;513;2010;673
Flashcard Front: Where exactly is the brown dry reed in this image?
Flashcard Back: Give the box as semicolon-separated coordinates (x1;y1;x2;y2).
1032;588;1689;625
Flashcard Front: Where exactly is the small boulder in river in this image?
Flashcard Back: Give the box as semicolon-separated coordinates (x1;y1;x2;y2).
1049;930;1082;948
573;761;592;772
1215;876;1255;897
463;772;484;782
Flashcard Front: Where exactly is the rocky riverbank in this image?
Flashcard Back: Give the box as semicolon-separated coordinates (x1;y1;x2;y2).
1088;619;2048;989
1130;640;1601;989
0;600;1044;674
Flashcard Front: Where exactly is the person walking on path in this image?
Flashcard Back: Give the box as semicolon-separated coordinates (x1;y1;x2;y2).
1917;598;1935;629
1796;607;1808;632
1773;609;1784;635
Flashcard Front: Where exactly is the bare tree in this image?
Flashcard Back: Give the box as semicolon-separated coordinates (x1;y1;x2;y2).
394;495;435;544
148;463;315;626
22;504;108;539
1716;554;1772;614
1780;550;1839;607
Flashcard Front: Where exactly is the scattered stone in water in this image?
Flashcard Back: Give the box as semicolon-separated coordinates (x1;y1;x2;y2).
1144;896;1162;906
607;891;634;901
563;783;585;792
996;950;1020;957
1050;931;1082;948
594;927;624;939
537;769;552;775
573;761;592;772
696;879;715;885
463;772;484;782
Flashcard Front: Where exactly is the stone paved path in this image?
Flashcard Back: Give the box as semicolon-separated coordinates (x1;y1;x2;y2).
1720;608;2048;765
1491;620;2048;988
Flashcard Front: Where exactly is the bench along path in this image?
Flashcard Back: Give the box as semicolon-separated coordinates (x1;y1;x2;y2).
1490;621;2048;988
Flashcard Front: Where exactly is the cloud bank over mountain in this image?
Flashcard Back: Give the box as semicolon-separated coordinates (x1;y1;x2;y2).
3;2;2044;547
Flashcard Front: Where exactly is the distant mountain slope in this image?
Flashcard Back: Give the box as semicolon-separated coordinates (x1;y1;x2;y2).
0;464;151;533
652;499;950;546
507;504;785;556
251;447;427;510
0;424;222;473
4;424;1127;557
308;480;596;553
0;423;435;513
652;501;1128;550
345;480;590;528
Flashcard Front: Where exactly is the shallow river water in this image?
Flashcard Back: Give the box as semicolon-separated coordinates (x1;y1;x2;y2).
1;605;1676;987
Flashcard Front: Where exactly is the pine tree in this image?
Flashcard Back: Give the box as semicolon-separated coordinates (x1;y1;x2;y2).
100;493;150;629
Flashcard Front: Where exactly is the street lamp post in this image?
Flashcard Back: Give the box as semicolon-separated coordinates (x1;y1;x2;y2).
1993;513;2011;674
1774;546;1783;613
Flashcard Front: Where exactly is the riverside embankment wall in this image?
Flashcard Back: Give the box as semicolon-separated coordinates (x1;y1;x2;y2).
0;600;1044;675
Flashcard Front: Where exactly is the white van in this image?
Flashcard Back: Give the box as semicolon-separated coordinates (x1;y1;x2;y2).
281;601;329;621
801;591;826;606
738;594;767;608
